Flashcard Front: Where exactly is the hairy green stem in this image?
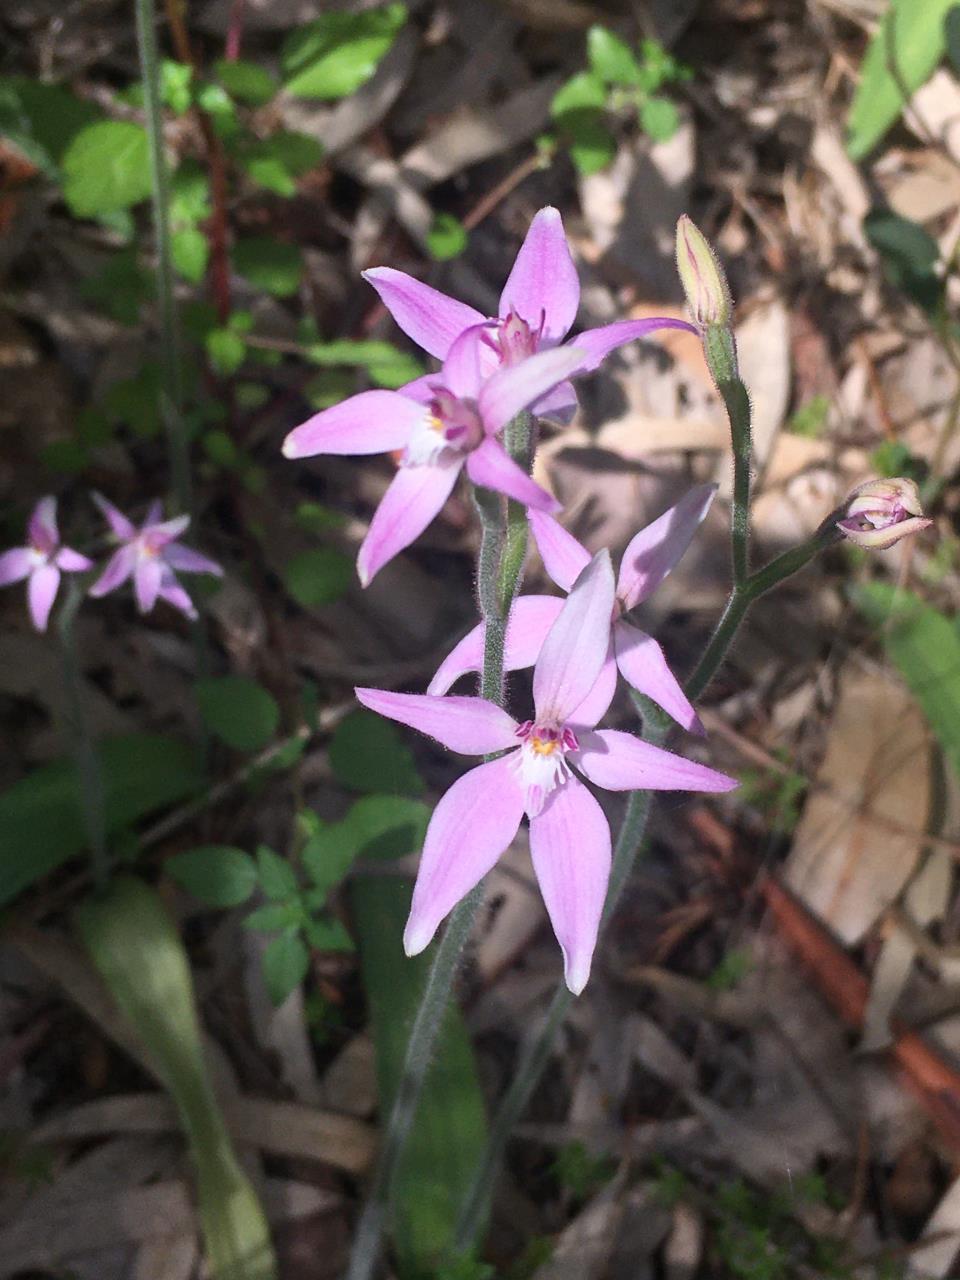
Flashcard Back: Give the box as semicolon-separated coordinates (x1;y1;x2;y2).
134;0;191;515
346;415;535;1280
57;581;108;889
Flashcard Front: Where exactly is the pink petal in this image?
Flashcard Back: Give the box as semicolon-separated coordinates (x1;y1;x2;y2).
89;544;137;597
92;493;136;540
28;497;59;554
134;557;163;613
397;373;440;405
356;458;461;586
144;515;190;549
568;640;618;729
572;729;737;794
533;550;615;725
614;621;703;734
404;756;525;955
617;484;717;610
163;542;224;576
465;438;560;512
362;266;485;361
499;207;580;344
529;775;610;995
354;686;518;755
28;563;60;631
143;499;164;527
158;573;198;619
527;509;590;592
281;390;426;460
0;547;34;587
427;594;565;695
532;378;578;424
478;345;588;435
440;324;491;402
55;546;94;573
570;317;697;373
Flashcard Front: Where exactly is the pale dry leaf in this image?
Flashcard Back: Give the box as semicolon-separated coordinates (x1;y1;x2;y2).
784;668;931;944
905;69;960;167
663;1201;703;1280
320;1034;377;1118
734;295;791;475
530;1169;629;1280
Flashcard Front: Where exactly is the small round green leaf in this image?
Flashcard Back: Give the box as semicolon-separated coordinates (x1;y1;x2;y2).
166;845;257;907
263;932;309;1005
62;121;152;217
215;58;278;106
426;213;468;262
256;844;299;901
587;25;642;86
639;95;680;143
234;238;304;298
196;675;280;751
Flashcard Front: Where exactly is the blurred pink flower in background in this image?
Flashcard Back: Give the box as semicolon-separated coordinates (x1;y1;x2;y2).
0;497;93;631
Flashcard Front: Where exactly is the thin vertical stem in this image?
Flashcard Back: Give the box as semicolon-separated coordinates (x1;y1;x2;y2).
134;0;191;516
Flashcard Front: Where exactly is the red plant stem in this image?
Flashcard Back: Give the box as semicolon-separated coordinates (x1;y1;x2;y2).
162;0;231;323
224;0;245;61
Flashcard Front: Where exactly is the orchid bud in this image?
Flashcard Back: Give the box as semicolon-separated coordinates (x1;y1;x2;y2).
836;477;932;549
675;215;732;328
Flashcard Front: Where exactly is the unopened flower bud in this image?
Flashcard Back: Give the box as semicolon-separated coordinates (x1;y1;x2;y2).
836;477;932;549
675;215;732;328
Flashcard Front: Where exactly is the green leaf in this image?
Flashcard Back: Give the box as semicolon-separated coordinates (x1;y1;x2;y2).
236;130;323;195
852;583;960;780
76;878;276;1278
196;82;239;138
166;845;258;907
256;844;299;901
587;25;643;86
864;209;941;313
303;916;354;951
172;226;209;283
80;248;151;325
329;710;424;795
0;76;101;171
639;95;680;143
301;794;430;896
205;327;247;375
551;71;607;117
426;213;468;262
161;60;194;115
352;875;486;1271
282;4;407;100
233;237;303;297
787;394;830;439
283;547;353;607
170;162;211;224
0;734;202;909
62;121;153;217
565;111;617;175
946;7;960;75
263;932;310;1005
196;675;280;752
215;58;278;106
304;339;423;388
847;0;957;159
245;901;301;931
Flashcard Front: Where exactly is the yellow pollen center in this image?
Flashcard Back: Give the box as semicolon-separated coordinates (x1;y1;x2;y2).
530;737;557;756
428;414;445;434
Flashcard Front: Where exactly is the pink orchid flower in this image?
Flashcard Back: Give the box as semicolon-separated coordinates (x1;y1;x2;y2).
283;325;582;586
364;206;697;423
0;496;93;631
429;484;717;735
88;495;223;619
356;551;736;994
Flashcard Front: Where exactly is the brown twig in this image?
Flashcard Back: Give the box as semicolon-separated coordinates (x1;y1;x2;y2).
462;152;545;233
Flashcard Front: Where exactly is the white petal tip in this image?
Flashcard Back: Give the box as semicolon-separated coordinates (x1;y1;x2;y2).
563;955;590;997
281;436;300;459
537;207;561;222
403;920;433;956
356;563;371;588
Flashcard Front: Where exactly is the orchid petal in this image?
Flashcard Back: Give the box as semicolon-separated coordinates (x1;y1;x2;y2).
478;345;588;435
397;373;440;405
157;574;198;619
163;543;224;576
55;546;94;573
617;484;717;609
568;640;618;729
28;497;59;554
92;493;136;541
28;563;60;631
356;458;461;586
533;550;615;725
354;686;518;755
440;324;491;402
614;621;703;734
145;515;191;548
532;378;578;424
571;317;697;373
529;775;610;995
428;595;564;695
499;207;580;344
282;391;426;460
0;548;34;587
527;509;590;592
134;557;164;613
466;438;559;512
144;500;164;527
404;756;525;955
572;729;737;794
89;544;137;597
363;266;485;361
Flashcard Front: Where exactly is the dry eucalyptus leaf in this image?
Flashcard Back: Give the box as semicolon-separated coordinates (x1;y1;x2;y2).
784;668;931;945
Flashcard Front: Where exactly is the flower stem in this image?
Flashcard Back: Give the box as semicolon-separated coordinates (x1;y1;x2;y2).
57;581;108;890
346;415;535;1280
133;0;191;517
